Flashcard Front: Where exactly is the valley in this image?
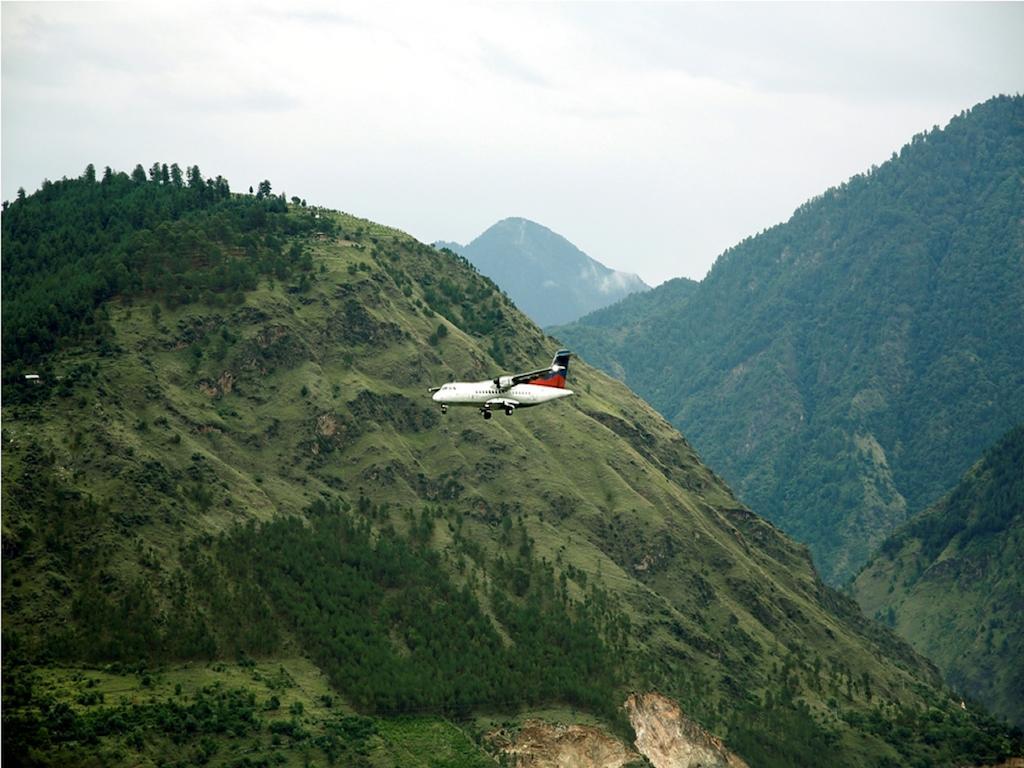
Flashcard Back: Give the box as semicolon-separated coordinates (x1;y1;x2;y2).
2;167;1020;767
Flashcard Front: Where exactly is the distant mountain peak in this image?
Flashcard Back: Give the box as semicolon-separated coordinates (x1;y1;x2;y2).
435;218;648;326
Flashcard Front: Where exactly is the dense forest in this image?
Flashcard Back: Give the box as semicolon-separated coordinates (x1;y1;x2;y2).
855;425;1024;727
555;94;1024;584
878;426;1023;564
2;163;328;377
18;491;627;721
202;499;627;722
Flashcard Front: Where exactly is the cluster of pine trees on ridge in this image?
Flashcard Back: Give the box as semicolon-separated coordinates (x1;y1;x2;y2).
3;163;1022;767
1;162;328;381
554;94;1024;585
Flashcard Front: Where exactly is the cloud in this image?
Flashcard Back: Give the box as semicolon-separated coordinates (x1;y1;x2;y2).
597;271;642;295
2;2;1022;286
258;5;361;28
559;3;1024;104
478;41;550;88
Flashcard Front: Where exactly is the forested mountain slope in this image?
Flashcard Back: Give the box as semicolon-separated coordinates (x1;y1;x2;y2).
854;425;1024;728
554;94;1024;584
553;276;699;382
436;217;648;327
2;168;1019;768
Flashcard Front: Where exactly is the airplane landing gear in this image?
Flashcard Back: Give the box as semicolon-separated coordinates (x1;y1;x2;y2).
440;405;448;414
504;407;514;416
481;409;492;420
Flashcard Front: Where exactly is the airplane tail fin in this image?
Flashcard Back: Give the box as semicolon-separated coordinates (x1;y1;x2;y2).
527;349;571;388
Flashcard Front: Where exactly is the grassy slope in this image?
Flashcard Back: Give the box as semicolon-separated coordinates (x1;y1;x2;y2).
853;426;1024;727
2;207;1014;767
7;657;491;768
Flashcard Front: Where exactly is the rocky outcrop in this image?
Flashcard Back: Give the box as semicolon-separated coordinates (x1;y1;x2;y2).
626;693;748;768
492;720;641;768
197;370;237;398
490;693;748;768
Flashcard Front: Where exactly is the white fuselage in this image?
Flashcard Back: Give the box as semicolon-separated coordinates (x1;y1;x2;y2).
432;380;573;409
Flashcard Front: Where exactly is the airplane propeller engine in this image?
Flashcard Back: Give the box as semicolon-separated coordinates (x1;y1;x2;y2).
494;375;515;389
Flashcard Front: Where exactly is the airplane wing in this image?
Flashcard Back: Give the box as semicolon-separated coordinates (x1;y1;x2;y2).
493;364;565;389
510;367;553;385
492;350;571;390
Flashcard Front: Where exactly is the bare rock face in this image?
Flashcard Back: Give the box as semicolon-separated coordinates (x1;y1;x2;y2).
625;693;749;768
489;693;747;768
493;720;641;768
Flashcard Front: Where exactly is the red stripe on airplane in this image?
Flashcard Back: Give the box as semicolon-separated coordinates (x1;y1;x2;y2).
526;375;566;388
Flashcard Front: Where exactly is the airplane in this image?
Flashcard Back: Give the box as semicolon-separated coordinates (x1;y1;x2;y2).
430;350;573;419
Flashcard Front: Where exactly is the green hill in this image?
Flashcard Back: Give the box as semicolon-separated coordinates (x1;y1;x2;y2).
853;425;1024;727
553;95;1024;585
2;167;1019;768
436;217;649;327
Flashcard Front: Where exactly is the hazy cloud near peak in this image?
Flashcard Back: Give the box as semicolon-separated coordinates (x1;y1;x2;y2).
3;2;1022;285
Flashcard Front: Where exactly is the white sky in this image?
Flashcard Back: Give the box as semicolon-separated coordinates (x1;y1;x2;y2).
3;2;1023;286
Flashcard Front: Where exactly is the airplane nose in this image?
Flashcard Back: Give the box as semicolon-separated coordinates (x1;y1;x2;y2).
432;390;442;402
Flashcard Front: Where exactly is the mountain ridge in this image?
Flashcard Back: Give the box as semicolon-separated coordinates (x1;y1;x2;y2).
853;424;1024;727
553;94;1024;585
